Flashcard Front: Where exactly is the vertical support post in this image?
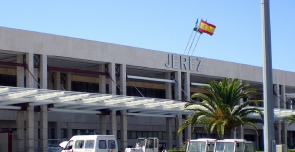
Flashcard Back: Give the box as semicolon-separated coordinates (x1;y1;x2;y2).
67;123;72;140
281;85;287;145
17;55;24;87
120;64;126;95
40;105;48;152
165;73;172;99
34;112;39;152
99;64;106;94
108;63;116;95
183;72;190;101
175;116;183;149
174;71;182;101
184;115;191;140
274;84;281;144
110;111;117;138
26;106;34;152
99;115;107;135
26;53;34;88
66;73;71;91
237;80;244;139
261;0;275;151
166;118;173;149
120;110;128;152
54;72;61;90
40;54;47;89
17;111;25;152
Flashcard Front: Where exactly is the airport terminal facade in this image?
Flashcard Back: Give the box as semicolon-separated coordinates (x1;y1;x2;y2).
0;27;295;151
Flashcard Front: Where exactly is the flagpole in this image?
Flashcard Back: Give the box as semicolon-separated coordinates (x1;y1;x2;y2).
190;33;202;56
186;32;197;56
183;30;194;55
261;0;275;151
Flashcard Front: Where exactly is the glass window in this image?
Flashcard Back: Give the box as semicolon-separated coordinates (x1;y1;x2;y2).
142;132;147;138
74;140;84;149
148;132;153;137
158;132;163;139
61;129;67;138
85;140;95;149
108;140;116;149
146;139;154;148
98;140;107;149
137;132;143;138
153;132;158;138
65;140;74;150
131;131;136;139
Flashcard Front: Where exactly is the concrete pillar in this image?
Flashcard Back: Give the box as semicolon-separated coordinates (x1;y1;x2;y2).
175;116;183;149
55;122;61;140
165;73;172;99
34;112;39;152
26;53;34;88
108;63;116;95
99;115;107;135
184;116;191;140
26;106;34;152
54;72;61;90
120;64;126;95
120;110;127;152
183;72;190;101
281;85;287;145
110;111;117;138
40;54;47;89
99;64;106;94
274;84;281;143
17;55;25;87
66;73;71;91
40;105;48;152
231;128;237;139
67;123;72;140
174;71;182;101
237;80;244;139
166;118;173;149
17;111;25;152
275;122;281;144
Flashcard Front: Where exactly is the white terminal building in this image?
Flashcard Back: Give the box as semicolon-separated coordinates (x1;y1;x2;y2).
0;26;295;152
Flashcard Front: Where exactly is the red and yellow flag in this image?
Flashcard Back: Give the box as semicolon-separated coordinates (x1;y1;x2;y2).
198;20;216;36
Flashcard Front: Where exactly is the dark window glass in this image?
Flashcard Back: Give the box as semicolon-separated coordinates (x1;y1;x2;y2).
98;140;107;149
108;140;116;149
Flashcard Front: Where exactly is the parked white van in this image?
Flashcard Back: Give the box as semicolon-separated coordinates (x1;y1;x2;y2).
61;135;118;152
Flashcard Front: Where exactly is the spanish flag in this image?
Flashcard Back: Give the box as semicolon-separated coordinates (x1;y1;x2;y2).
198;20;216;36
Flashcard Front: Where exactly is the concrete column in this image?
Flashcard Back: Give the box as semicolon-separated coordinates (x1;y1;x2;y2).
120;64;126;95
183;72;190;101
110;111;117;138
231;129;237;139
184;116;191;140
99;64;106;94
166;118;173;149
175;116;183;149
165;73;172;99
40;105;48;152
275;122;281;144
66;73;72;91
40;54;47;89
274;84;279;108
99;115;107;135
17;55;25;87
34;68;39;88
34;112;39;152
54;72;61;90
237;80;244;139
55;122;61;140
108;63;116;95
17;111;25;152
281;85;287;145
26;106;34;152
67;123;72;140
26;53;34;88
174;71;182;101
120;110;128;152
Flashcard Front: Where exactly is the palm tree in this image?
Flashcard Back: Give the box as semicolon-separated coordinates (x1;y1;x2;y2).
280;115;295;126
178;78;263;139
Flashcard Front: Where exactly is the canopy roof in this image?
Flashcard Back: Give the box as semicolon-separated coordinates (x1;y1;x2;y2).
0;86;294;119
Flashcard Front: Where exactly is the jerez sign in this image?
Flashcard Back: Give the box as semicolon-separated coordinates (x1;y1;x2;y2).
165;54;202;72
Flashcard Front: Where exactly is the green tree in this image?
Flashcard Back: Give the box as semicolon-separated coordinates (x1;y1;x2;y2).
280;115;295;126
178;78;263;139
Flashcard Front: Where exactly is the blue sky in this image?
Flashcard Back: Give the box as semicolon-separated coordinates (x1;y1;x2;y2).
0;1;294;72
